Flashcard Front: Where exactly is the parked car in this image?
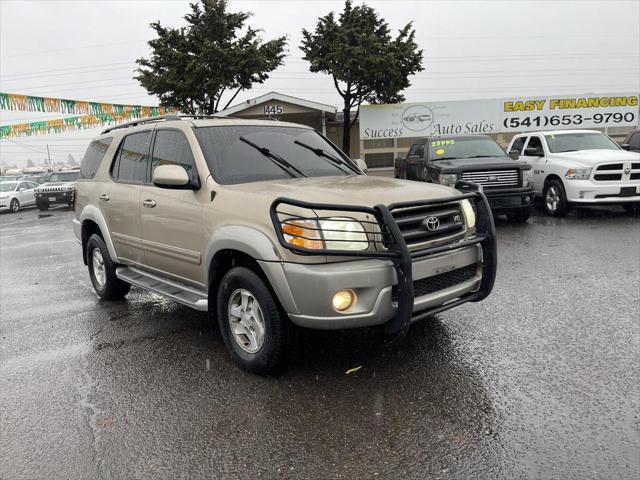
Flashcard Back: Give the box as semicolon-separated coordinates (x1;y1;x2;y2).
34;170;79;210
74;115;497;374
0;180;39;213
507;130;640;216
395;134;534;222
621;129;640;153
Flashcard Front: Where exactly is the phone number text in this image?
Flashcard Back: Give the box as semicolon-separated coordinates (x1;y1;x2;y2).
504;112;636;129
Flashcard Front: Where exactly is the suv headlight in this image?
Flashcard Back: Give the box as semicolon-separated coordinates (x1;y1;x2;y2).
460;199;476;229
281;217;368;251
522;168;533;187
565;168;592;180
438;173;458;186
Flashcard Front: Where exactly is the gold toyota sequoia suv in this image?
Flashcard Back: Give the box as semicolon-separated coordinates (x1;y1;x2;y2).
74;115;497;374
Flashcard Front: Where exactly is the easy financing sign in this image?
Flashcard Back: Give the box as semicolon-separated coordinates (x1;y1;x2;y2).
359;93;639;140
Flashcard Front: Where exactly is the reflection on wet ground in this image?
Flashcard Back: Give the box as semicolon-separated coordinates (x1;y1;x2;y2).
1;206;638;479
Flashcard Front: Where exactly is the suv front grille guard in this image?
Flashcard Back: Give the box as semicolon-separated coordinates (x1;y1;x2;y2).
269;182;497;340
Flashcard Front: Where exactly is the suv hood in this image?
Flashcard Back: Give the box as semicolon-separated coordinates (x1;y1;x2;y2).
550;149;640;166
223;175;461;207
36;181;76;189
432;156;528;172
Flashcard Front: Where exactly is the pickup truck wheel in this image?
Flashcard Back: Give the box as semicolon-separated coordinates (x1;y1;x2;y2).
543;179;568;217
86;234;130;300
217;266;290;375
507;208;531;223
36;199;49;211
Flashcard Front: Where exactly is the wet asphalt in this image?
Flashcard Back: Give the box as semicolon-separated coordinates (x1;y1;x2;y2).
0;204;638;480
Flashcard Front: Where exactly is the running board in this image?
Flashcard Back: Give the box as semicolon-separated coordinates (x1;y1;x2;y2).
116;266;208;311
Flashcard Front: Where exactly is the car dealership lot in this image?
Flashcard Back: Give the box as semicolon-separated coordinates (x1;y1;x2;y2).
1;207;638;479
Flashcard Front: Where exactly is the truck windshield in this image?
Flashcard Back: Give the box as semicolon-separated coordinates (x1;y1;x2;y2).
429;136;506;160
49;172;79;182
544;132;620;153
194;126;356;185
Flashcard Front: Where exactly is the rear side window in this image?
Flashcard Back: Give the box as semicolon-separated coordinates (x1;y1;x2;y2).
509;136;526;154
408;143;425;157
151;130;197;181
80;137;112;179
111;131;151;184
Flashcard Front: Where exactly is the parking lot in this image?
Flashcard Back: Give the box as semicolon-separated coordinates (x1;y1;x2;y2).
0;205;638;479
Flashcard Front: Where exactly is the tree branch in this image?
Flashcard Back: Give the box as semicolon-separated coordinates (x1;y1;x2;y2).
223;86;244;110
332;75;346;98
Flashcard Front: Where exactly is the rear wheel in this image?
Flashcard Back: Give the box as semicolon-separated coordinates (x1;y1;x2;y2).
217;266;291;375
543;179;568;217
9;198;20;213
507;208;531;223
36;198;49;211
86;234;130;300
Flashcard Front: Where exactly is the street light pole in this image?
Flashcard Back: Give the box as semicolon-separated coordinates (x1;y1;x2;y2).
46;144;51;165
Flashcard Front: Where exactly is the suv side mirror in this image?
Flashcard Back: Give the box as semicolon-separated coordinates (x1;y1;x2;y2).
355;158;368;174
153;164;192;189
508;150;520;160
621;143;630;151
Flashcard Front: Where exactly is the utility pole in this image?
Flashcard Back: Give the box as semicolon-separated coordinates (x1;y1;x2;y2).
46;144;51;165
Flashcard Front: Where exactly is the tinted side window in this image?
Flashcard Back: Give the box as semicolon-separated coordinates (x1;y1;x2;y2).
509;137;526;154
112;132;151;184
151;130;197;181
80;137;113;179
526;136;543;152
408;143;424;157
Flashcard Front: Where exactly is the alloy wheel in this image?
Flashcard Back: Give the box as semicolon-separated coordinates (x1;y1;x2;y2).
227;289;266;354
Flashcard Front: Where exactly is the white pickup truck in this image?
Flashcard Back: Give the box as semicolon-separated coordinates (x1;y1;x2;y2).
507;130;640;216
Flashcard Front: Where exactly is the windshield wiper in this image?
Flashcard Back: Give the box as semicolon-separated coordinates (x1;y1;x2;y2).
239;137;307;178
293;140;361;175
557;149;578;153
464;155;497;159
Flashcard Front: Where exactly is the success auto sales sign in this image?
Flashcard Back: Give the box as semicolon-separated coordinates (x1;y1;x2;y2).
360;93;639;140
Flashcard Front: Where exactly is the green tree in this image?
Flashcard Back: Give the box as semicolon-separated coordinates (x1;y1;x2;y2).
301;0;423;155
136;0;287;114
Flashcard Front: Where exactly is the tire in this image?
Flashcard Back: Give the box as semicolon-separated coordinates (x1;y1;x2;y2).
507;208;531;223
9;198;19;213
86;234;130;300
543;179;568;217
217;266;291;375
36;199;49;211
623;203;639;214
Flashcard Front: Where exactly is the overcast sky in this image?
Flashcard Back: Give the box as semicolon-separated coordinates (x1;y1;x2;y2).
1;0;639;166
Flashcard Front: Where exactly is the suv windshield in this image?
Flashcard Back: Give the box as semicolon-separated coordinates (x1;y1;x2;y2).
429;136;506;160
194;126;356;184
0;182;18;192
48;171;79;182
545;132;620;153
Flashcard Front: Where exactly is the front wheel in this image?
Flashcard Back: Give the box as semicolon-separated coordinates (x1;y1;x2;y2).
543;179;568;217
9;198;20;213
86;234;130;300
507;208;531;223
217;266;291;375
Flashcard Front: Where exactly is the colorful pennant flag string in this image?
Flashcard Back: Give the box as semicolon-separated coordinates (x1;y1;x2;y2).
0;92;172;116
0;111;166;139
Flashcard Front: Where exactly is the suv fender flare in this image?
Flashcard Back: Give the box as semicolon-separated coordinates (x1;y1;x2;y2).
204;225;299;315
79;205;118;262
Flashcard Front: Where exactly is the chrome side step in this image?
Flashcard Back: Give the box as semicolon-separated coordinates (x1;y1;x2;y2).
116;266;208;311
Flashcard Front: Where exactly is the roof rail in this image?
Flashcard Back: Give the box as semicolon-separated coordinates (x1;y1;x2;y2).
101;113;230;134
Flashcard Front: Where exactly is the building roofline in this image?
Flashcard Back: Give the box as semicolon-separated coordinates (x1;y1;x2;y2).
218;91;337;115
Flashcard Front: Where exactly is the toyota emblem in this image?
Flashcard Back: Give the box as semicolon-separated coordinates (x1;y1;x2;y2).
424;216;440;231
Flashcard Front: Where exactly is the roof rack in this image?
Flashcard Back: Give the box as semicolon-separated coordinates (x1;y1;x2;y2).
101;114;230;134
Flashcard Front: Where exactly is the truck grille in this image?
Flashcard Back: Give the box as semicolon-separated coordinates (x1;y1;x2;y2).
460;169;519;188
390;202;465;248
393;264;479;300
594;163;624;181
38;187;64;193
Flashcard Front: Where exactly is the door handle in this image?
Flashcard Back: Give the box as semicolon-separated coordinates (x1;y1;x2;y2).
99;194;110;201
142;199;156;208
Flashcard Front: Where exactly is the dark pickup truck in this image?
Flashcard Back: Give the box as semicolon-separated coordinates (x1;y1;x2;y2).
395;134;535;222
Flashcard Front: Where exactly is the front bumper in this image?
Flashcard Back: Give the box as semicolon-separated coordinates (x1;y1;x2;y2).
484;187;535;211
269;184;497;337
563;180;640;204
34;190;74;204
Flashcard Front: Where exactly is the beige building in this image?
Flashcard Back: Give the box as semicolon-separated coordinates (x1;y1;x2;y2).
219;91;638;169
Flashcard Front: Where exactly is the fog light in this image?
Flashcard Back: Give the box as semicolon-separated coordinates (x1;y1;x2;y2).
525;195;531;203
332;289;356;311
